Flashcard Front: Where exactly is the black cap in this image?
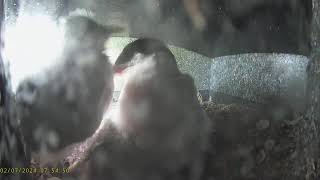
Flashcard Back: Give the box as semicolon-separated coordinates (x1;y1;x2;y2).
115;38;177;67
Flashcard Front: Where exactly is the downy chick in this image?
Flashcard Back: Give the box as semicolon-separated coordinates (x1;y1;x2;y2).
17;15;118;154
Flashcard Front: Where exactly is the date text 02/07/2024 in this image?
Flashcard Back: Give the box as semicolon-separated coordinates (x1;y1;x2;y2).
0;167;70;174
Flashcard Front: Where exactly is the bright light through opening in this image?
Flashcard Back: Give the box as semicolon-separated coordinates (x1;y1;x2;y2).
4;14;65;92
104;39;129;92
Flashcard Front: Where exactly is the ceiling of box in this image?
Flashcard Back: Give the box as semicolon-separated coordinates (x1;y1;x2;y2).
4;0;313;58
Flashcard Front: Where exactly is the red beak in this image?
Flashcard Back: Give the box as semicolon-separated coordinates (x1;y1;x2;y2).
113;65;127;74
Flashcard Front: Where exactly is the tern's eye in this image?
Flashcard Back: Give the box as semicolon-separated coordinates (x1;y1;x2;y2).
128;60;136;67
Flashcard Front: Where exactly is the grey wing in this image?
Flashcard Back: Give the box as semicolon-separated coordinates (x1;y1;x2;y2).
189;110;212;180
174;74;212;180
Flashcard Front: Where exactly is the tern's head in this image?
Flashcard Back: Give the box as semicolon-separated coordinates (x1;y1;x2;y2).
113;38;178;75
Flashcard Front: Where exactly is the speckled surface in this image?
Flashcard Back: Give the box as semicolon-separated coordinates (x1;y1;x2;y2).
210;54;309;108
